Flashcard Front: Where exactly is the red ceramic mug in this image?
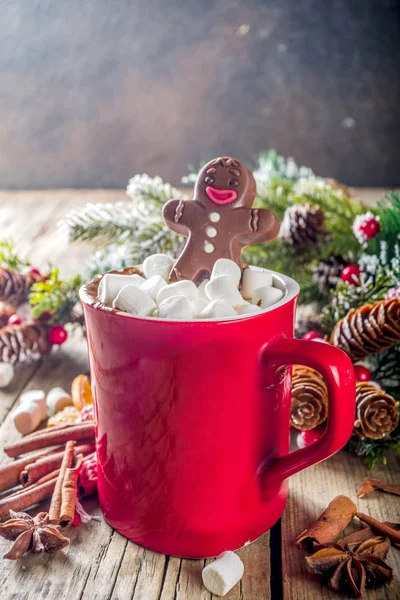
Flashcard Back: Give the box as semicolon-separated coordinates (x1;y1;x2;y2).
80;267;355;558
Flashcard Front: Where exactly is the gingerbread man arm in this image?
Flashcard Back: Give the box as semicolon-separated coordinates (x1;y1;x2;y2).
162;199;203;237
236;208;280;245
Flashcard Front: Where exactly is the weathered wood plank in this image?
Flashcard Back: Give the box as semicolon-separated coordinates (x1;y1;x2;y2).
282;448;400;600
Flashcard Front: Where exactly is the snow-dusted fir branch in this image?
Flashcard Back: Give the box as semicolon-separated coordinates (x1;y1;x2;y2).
253;150;315;185
126;174;183;216
59;202;139;246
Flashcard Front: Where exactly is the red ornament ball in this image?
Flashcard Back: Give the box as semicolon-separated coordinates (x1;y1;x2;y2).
354;365;372;382
7;314;22;326
29;268;41;277
340;264;361;285
296;427;324;449
48;325;68;345
302;331;323;341
359;217;380;240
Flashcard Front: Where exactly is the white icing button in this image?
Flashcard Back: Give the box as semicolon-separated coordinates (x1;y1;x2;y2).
206;226;217;238
204;242;215;254
209;212;220;223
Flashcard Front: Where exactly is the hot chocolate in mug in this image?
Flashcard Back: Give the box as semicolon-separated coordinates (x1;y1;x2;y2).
80;267;355;558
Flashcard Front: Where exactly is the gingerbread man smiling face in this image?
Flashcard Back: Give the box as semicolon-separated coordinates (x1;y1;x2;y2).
163;157;280;283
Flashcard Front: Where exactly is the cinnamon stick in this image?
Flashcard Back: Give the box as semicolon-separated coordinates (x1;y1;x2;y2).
296;496;357;552
0;475;57;519
4;423;95;457
0;448;58;493
20;443;94;487
357;477;400;498
356;513;400;545
49;442;75;523
60;455;82;527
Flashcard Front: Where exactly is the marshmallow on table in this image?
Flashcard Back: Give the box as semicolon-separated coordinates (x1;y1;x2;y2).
19;390;47;421
140;275;168;301
193;297;209;317
158;296;194;320
14;389;47;435
241;268;273;300
205;276;244;307
99;273;145;306
236;303;263;315
0;362;14;388
142;254;174;280
199;300;236;319
252;286;284;308
156;280;198;305
202;551;244;597
211;259;242;287
46;387;73;416
113;285;156;317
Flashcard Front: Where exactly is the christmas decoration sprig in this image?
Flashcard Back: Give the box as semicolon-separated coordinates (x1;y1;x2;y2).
29;269;83;326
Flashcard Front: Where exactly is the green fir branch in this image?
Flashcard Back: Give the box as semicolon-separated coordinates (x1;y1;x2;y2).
347;428;400;470
0;240;30;270
29;268;83;325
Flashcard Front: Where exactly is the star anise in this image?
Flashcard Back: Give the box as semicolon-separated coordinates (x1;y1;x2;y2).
0;510;70;560
305;536;393;597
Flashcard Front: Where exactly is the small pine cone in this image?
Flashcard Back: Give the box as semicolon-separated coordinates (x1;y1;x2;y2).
279;203;326;250
354;382;399;439
290;365;328;430
0;269;47;306
0;322;52;366
0;305;16;327
312;255;348;294
330;299;400;361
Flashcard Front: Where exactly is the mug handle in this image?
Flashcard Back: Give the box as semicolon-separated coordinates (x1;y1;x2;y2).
259;336;355;485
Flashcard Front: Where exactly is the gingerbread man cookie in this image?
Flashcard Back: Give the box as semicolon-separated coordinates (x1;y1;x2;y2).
163;156;280;283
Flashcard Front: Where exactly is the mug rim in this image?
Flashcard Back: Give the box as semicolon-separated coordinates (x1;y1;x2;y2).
79;266;300;324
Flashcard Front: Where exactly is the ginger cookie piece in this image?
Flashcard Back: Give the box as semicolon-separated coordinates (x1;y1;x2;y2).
163;157;280;283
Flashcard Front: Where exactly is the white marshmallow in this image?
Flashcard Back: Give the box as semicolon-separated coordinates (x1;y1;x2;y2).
156;280;198;305
193;297;209;317
46;387;73;416
158;296;194;320
211;259;242;287
99;273;145;306
142;254;174;280
113;285;156;317
236;303;263;315
202;551;244;597
197;279;210;300
252;286;284;308
0;362;14;388
13;402;44;435
198;300;236;319
19;389;47;421
241;269;273;299
205;275;244;306
140;275;168;301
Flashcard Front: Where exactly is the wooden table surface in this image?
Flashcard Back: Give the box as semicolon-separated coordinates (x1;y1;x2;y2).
0;189;399;600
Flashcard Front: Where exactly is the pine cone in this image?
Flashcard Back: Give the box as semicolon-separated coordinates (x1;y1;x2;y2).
290;365;328;430
330;299;400;361
280;203;326;250
312;255;348;294
0;269;47;306
0;305;16;327
0;322;52;366
354;382;399;439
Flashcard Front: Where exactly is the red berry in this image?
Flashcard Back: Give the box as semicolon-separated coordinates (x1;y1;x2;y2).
302;331;322;341
7;314;22;326
48;325;68;345
296;426;324;449
29;268;41;276
354;365;372;382
39;311;53;322
359;218;380;240
340;264;361;285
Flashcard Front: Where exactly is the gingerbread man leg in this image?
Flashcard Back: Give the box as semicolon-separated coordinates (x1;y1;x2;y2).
169;246;212;284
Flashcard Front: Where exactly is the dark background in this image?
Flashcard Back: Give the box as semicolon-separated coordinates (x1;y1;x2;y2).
1;0;399;189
